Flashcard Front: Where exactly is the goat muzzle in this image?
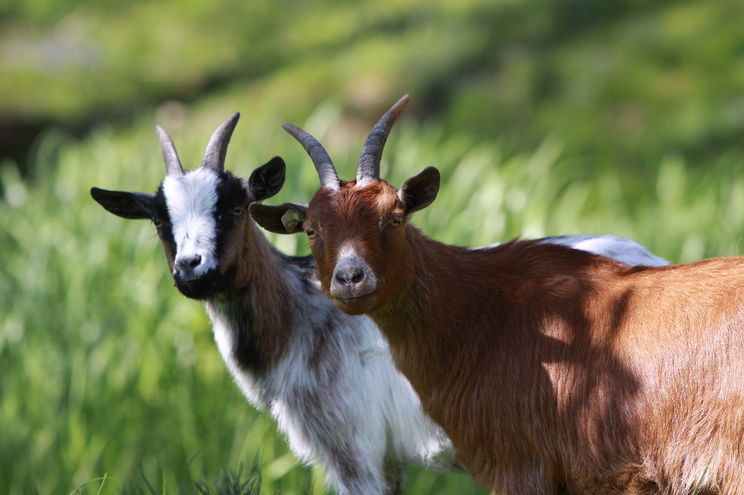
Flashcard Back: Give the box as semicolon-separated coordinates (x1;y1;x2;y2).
329;256;379;311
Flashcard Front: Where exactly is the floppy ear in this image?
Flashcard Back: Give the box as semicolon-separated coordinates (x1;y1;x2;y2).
90;187;155;219
249;202;307;234
246;156;286;201
397;166;440;214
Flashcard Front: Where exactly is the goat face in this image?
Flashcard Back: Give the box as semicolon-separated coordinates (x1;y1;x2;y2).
308;173;439;314
91;113;285;300
251;95;440;314
156;166;263;298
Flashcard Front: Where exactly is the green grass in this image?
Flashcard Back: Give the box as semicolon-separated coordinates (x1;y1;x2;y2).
1;97;742;493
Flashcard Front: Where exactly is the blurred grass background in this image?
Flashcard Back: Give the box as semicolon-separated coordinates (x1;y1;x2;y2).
1;0;743;493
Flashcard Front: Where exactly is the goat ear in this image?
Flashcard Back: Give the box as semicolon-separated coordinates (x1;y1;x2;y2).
90;187;155;219
397;166;440;214
250;202;307;234
246;156;286;201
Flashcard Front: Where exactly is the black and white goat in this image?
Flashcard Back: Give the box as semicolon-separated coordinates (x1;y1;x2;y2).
90;114;667;495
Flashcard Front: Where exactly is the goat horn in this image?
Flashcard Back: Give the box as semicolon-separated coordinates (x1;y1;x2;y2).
282;123;340;191
202;112;240;172
356;94;410;186
155;125;184;176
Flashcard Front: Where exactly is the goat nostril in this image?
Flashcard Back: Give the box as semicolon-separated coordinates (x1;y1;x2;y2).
335;266;365;285
350;269;364;284
177;255;202;272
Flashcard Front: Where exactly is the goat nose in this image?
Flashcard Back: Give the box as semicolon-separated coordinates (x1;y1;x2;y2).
177;254;202;271
334;264;365;286
330;256;377;301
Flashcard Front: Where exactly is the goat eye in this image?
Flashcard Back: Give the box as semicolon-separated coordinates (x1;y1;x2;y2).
231;206;244;216
152;217;162;228
387;216;402;228
305;227;316;238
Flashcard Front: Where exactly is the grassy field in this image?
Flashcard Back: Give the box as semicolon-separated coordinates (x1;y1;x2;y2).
2;0;743;493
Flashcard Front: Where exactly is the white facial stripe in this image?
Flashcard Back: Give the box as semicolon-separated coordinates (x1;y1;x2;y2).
163;168;220;276
337;245;359;262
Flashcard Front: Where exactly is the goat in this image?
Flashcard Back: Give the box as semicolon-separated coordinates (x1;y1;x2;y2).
251;95;744;494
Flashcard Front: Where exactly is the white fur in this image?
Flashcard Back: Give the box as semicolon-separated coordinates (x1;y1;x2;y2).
163;168;220;277
473;234;669;267
538;234;669;266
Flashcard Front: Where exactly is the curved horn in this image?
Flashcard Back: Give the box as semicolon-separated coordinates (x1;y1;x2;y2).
356;94;410;186
155;125;184;176
282;123;340;191
202;112;240;172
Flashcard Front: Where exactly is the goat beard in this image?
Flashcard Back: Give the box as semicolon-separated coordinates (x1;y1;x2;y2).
174;266;235;300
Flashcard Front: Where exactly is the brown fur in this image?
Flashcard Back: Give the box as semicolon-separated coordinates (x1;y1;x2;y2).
304;180;744;494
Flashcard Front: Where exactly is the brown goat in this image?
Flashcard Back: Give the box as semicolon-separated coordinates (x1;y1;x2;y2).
251;96;744;494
